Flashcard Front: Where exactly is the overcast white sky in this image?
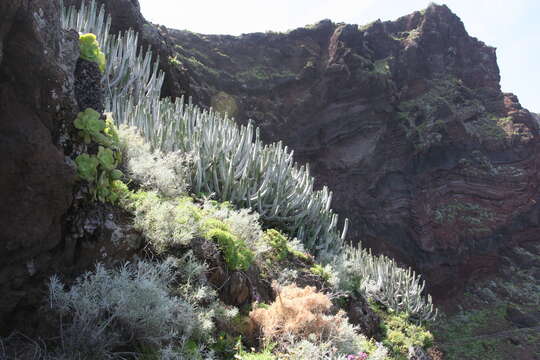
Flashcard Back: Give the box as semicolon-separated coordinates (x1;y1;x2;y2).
139;0;539;111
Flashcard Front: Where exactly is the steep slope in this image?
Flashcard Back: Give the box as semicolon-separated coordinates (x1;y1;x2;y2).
1;0;537;358
174;8;540;297
87;2;539;297
0;3;434;357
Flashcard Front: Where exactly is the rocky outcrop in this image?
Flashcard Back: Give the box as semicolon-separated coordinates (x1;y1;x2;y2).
0;0;142;335
0;0;78;332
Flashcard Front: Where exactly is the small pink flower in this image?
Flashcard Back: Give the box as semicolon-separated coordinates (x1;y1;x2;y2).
347;353;369;360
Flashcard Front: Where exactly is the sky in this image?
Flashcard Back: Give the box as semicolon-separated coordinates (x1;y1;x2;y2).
139;0;539;112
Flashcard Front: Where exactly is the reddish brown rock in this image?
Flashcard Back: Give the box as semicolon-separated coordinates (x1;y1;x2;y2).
343;294;381;339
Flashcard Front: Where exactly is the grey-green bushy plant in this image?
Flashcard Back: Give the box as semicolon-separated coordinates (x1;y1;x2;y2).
172;252;239;340
129;192;198;252
119;125;192;197
48;259;199;358
284;337;388;360
334;245;437;322
47;256;226;359
201;199;270;258
128;189;271;267
285;339;348;360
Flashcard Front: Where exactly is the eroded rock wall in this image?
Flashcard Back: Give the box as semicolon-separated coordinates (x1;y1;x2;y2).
0;0;141;334
0;0;78;332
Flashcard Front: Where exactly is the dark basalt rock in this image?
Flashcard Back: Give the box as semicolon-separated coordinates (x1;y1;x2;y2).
74;58;104;113
0;0;79;332
0;0;141;335
191;237;258;306
506;305;540;328
343;294;381;339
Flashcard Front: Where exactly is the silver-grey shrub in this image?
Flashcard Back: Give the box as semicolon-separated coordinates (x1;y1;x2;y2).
48;259;197;358
119;125;192;197
130;192;198;252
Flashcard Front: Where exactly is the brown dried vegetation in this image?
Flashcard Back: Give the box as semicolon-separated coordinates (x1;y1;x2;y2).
249;282;349;343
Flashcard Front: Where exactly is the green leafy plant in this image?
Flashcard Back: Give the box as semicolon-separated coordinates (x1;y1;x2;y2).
79;33;106;72
201;218;254;271
264;229;289;260
75;153;99;182
74;108;105;144
212;332;240;359
264;229;310;261
74;109;118;147
234;338;276;360
74;110;126;204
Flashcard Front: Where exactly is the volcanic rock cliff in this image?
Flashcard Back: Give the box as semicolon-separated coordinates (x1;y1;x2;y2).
1;1;539;357
3;0;538;317
82;1;539;297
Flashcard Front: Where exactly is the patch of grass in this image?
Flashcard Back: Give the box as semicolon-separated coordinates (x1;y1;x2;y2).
373;58;391;75
175;52;220;77
235;65;296;83
265;229;289;260
263;229;310;261
168;55;182;67
466;115;515;141
235;340;276;360
434;305;508;342
397;75;486;151
212;332;241;359
431;305;513;360
433;200;494;232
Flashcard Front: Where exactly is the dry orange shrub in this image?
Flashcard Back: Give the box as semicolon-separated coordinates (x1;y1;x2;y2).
249;282;348;342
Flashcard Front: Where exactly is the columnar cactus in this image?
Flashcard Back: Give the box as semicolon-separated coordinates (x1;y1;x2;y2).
335;245;437;321
61;0;347;256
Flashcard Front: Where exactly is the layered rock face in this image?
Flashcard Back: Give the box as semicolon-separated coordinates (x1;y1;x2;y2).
130;4;539;296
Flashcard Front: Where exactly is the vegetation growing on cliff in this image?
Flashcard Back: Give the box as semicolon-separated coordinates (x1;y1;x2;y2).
79;33;106;72
0;1;438;359
74;109;127;203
